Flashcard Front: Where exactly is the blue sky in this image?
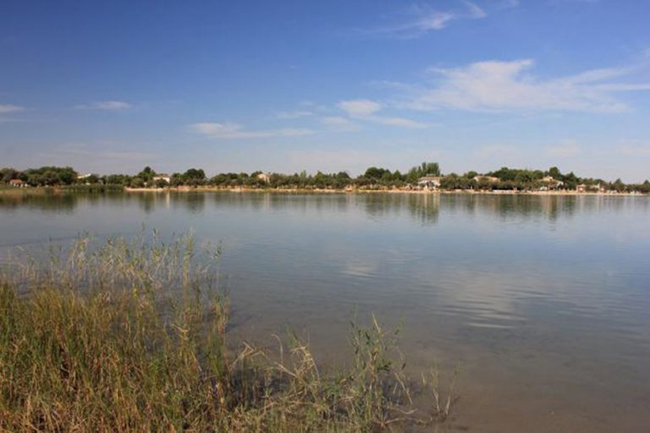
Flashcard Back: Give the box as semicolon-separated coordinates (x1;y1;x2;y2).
1;0;649;181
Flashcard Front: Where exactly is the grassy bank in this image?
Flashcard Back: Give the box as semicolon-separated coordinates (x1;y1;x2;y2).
0;234;453;432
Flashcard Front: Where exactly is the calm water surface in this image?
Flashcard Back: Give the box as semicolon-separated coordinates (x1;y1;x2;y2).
1;192;649;432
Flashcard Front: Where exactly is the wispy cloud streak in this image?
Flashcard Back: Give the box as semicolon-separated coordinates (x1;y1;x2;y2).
191;122;314;139
358;2;487;39
337;99;429;128
0;104;25;114
76;100;131;111
401;59;650;113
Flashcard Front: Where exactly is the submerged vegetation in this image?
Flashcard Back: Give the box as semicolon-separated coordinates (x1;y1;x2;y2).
0;234;455;432
2;163;649;193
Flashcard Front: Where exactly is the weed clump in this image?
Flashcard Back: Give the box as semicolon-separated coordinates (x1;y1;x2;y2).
0;233;456;432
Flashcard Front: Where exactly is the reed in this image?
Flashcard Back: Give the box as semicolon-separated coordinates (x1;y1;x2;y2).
0;233;456;432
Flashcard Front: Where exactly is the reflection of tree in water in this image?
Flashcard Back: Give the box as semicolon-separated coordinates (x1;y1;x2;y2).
171;192;207;214
440;194;581;222
136;193;157;214
182;193;206;214
213;192;353;215
3;192;641;225
0;193;78;214
493;195;580;222
363;193;440;225
439;194;649;223
363;194;399;220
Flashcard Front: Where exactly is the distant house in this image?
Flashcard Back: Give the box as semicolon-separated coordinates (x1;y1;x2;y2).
417;176;441;189
540;176;564;190
153;174;171;184
473;175;500;183
77;173;98;185
9;179;26;188
578;183;605;193
256;172;271;183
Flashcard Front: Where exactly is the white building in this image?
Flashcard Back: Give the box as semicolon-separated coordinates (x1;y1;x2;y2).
417;176;441;188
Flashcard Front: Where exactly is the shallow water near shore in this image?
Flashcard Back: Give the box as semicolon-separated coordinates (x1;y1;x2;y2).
1;191;650;432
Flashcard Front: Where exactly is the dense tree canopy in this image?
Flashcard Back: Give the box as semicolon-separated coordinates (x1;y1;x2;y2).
1;163;648;193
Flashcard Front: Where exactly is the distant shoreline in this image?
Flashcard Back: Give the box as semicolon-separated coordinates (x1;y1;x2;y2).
1;185;647;197
122;187;648;197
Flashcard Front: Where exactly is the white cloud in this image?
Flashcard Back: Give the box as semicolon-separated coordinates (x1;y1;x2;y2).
320;116;360;132
546;139;581;157
463;1;487;18
411;10;455;31
191;122;314;139
338;99;383;116
0;104;25;114
336;100;429;128
276;110;313;119
373;116;428;128
360;2;486;39
404;59;650;113
76;100;131;111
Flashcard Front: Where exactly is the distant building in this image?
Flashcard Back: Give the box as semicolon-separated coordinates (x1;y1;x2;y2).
78;173;93;179
153;174;171;184
417;176;441;188
9;179;26;187
540;176;564;190
577;183;606;193
256;172;271;183
473;175;500;183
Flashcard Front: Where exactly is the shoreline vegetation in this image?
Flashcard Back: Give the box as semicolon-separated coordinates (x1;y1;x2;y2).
123;186;646;196
0;234;455;432
1;163;649;195
1;184;647;197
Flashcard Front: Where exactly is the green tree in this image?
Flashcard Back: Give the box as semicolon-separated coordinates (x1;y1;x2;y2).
130;177;145;188
137;166;156;182
547;166;562;179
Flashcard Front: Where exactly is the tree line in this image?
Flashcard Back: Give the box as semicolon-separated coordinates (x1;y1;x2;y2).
2;163;649;193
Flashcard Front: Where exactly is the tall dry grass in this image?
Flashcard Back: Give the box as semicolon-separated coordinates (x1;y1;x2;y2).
0;233;456;432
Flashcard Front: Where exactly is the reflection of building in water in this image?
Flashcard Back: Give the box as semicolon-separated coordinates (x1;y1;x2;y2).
261;192;271;210
406;193;440;225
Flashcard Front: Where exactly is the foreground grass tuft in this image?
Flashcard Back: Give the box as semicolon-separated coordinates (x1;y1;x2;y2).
0;234;455;432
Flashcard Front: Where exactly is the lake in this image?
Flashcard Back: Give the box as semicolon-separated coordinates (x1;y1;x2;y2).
1;191;649;432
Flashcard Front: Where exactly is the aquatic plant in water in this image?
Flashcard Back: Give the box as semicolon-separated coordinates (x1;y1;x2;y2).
0;232;456;431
